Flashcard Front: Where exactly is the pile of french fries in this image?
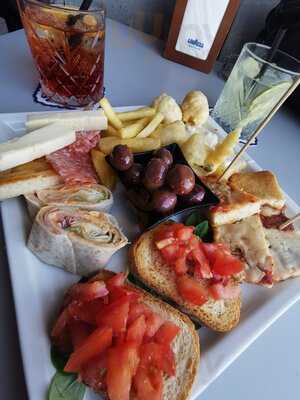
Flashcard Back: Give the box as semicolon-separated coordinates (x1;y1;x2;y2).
99;98;165;154
93;94;243;189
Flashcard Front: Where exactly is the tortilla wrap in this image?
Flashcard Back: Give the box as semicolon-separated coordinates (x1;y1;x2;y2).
27;206;128;276
25;184;113;219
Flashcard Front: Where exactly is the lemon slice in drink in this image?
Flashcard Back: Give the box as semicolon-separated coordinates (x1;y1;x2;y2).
249;81;291;113
239;81;292;128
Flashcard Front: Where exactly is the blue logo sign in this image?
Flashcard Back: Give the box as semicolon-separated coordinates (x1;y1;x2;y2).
187;38;204;49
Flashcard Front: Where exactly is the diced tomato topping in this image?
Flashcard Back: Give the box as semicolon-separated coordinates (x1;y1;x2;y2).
191;244;212;280
209;283;241;300
80;353;107;393
51;306;70;338
106;343;140;400
175;226;194;241
201;243;230;264
126;315;146;345
52;274;183;400
154;321;180;346
154;226;174;243
64;327;112;373
160;242;180;262
70;298;105;325
176;275;208;306
154;223;243;305
127;303;150;325
144;312;164;339
113;331;126;346
211;252;244;276
154;223;185;243
134;365;163;400
106;273;127;291
69;322;92;350
52;297;106;338
155;237;175;250
140;342;176;377
109;285;141;303
174;255;188;275
65;281;108;304
188;235;201;251
161;345;176;376
96;297;130;335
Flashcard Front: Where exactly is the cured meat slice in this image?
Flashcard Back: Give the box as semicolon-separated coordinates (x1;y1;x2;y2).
260;213;294;231
47;131;100;185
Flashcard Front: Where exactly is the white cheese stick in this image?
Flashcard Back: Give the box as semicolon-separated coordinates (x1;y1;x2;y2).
26;110;108;132
0;122;76;171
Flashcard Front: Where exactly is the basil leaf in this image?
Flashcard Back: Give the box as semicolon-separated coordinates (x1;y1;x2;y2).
194;221;209;239
185;212;204;227
48;371;86;400
50;346;69;372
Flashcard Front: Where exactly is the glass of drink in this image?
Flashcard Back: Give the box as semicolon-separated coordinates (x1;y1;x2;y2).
17;0;105;107
212;43;300;141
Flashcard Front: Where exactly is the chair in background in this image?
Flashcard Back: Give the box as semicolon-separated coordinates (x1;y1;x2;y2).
0;0;22;32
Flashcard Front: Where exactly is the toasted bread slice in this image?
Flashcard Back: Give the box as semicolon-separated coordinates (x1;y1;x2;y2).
214;215;274;285
0;157;62;200
204;178;261;227
129;224;241;332
90;270;200;400
228;171;285;216
264;228;300;282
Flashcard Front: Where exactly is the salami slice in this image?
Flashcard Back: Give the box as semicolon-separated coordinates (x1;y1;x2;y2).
47;131;100;185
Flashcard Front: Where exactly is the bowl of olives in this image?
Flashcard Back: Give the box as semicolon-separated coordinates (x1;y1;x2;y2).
107;143;219;227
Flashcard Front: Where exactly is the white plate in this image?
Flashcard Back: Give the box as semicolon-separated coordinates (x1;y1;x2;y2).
1;109;300;400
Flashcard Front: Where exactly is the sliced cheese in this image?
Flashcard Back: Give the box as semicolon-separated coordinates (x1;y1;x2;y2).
264;228;300;282
26;110;108;132
214;215;274;283
0;122;76;171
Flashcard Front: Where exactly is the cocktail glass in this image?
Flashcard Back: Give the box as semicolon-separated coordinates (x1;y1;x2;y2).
212;42;300;141
17;0;105;107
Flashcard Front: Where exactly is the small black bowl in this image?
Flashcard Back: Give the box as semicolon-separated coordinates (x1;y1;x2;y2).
106;143;219;228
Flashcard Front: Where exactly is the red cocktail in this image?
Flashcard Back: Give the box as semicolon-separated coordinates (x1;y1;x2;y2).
17;0;105;107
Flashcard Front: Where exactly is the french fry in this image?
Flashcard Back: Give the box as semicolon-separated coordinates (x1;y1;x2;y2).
91;149;117;190
104;124;119;137
99;98;123;130
136;112;164;138
119;117;150;139
126;137;160;153
117;107;156;122
99;136;161;155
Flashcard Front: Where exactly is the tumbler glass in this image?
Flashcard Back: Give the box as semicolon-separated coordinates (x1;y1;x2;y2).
212;42;300;141
17;0;106;107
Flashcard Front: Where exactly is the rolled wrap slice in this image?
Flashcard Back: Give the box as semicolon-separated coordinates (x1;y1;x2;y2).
27;207;128;276
25;184;113;219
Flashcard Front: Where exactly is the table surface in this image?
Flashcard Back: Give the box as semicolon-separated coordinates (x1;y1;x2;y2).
1;18;300;400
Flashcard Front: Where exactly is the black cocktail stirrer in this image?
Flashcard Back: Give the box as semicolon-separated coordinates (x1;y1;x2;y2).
79;0;93;11
257;26;288;79
67;0;93;27
246;26;287;100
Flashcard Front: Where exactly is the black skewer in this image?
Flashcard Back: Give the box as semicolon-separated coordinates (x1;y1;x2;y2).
79;0;93;11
